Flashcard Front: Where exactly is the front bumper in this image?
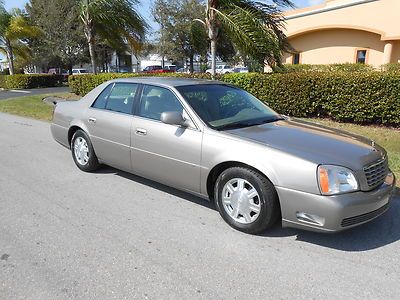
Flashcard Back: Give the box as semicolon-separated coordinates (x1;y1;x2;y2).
276;173;396;233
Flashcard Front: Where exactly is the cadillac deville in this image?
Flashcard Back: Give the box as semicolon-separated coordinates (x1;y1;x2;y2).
51;78;396;233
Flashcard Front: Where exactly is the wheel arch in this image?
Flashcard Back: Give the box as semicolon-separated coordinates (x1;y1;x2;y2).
68;125;84;147
206;161;277;202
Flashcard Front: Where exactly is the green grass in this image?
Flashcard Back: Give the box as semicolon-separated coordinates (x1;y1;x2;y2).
0;93;398;186
0;93;79;121
305;118;400;187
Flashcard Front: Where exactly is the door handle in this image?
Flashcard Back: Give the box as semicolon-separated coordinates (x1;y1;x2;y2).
88;117;96;123
135;128;147;136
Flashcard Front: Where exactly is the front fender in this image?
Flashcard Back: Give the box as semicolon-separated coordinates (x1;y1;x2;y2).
200;131;320;197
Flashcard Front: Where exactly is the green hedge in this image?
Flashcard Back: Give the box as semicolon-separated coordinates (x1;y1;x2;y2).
275;63;376;73
0;74;65;89
382;63;400;73
68;72;212;95
69;71;400;126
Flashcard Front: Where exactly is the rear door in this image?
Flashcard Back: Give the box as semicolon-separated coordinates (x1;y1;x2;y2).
86;82;138;171
130;84;202;193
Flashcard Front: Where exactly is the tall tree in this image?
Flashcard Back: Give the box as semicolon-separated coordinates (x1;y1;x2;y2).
78;0;147;73
0;5;41;75
152;0;207;72
26;0;88;74
195;0;293;76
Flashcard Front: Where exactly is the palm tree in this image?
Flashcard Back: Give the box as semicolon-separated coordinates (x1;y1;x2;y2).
78;0;147;74
0;6;41;75
195;0;293;77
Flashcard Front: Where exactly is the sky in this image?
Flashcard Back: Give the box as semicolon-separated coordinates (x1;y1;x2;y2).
5;0;325;32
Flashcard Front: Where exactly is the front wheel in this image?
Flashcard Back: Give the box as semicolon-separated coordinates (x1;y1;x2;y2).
214;167;280;234
71;130;100;172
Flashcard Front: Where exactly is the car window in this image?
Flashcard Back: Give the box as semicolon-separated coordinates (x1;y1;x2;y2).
92;83;114;109
176;84;279;129
104;83;138;114
139;85;184;121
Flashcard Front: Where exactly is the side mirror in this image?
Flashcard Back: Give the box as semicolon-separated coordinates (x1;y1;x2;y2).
160;111;189;127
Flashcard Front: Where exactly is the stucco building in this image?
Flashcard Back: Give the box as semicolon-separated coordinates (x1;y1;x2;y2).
282;0;400;67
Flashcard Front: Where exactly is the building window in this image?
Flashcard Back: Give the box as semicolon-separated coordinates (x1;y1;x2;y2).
356;50;367;64
292;53;300;65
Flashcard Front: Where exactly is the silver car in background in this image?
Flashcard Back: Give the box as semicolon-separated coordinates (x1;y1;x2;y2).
51;78;396;234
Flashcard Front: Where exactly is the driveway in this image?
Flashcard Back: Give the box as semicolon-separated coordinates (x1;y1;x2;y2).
0;112;399;299
0;86;71;100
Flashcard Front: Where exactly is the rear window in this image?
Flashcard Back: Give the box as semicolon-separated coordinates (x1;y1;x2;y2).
91;83;138;114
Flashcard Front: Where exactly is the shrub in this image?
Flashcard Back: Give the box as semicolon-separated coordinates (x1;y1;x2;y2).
0;74;64;89
382;63;400;73
276;63;375;73
69;71;400;127
223;72;400;126
68;72;212;95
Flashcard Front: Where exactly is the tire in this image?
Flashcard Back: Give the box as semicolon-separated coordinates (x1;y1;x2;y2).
71;130;100;172
214;167;280;234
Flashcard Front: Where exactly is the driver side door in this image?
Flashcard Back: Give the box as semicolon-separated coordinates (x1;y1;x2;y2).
131;84;202;193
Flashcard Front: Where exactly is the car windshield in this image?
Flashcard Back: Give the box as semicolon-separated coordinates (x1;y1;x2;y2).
176;84;282;130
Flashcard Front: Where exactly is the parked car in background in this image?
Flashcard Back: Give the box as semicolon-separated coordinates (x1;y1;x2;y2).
142;65;175;73
164;65;177;72
51;77;396;234
233;67;249;73
48;68;69;81
176;68;189;73
72;69;89;75
142;65;162;73
206;65;234;74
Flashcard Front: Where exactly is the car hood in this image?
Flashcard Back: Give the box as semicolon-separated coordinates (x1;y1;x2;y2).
225;119;385;170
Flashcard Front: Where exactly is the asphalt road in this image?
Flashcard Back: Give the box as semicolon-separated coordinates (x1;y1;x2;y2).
1;112;399;300
0;86;71;100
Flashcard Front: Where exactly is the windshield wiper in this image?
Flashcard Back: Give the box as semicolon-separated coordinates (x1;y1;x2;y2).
216;121;256;131
253;116;286;125
216;117;285;131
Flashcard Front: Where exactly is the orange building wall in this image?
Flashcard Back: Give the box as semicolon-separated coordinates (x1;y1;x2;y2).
283;29;385;65
283;0;400;67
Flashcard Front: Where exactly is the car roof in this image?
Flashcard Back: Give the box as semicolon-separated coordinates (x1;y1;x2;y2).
108;77;225;87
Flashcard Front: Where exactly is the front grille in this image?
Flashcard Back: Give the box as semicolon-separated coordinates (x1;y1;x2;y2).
341;203;389;227
363;158;388;189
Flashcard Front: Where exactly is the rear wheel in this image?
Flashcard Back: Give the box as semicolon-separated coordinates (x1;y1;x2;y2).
214;167;280;234
71;130;100;172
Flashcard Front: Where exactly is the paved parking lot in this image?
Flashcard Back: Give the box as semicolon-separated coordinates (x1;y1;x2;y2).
0;112;399;299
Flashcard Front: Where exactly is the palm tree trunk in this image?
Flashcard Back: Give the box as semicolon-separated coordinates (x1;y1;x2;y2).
207;0;218;79
83;19;97;74
189;52;194;73
210;37;217;78
5;39;15;75
88;38;96;74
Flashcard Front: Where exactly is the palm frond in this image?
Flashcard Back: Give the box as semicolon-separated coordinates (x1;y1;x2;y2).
211;0;292;65
5;15;42;40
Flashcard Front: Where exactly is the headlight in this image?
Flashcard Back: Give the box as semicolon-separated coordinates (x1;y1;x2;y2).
318;165;359;195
